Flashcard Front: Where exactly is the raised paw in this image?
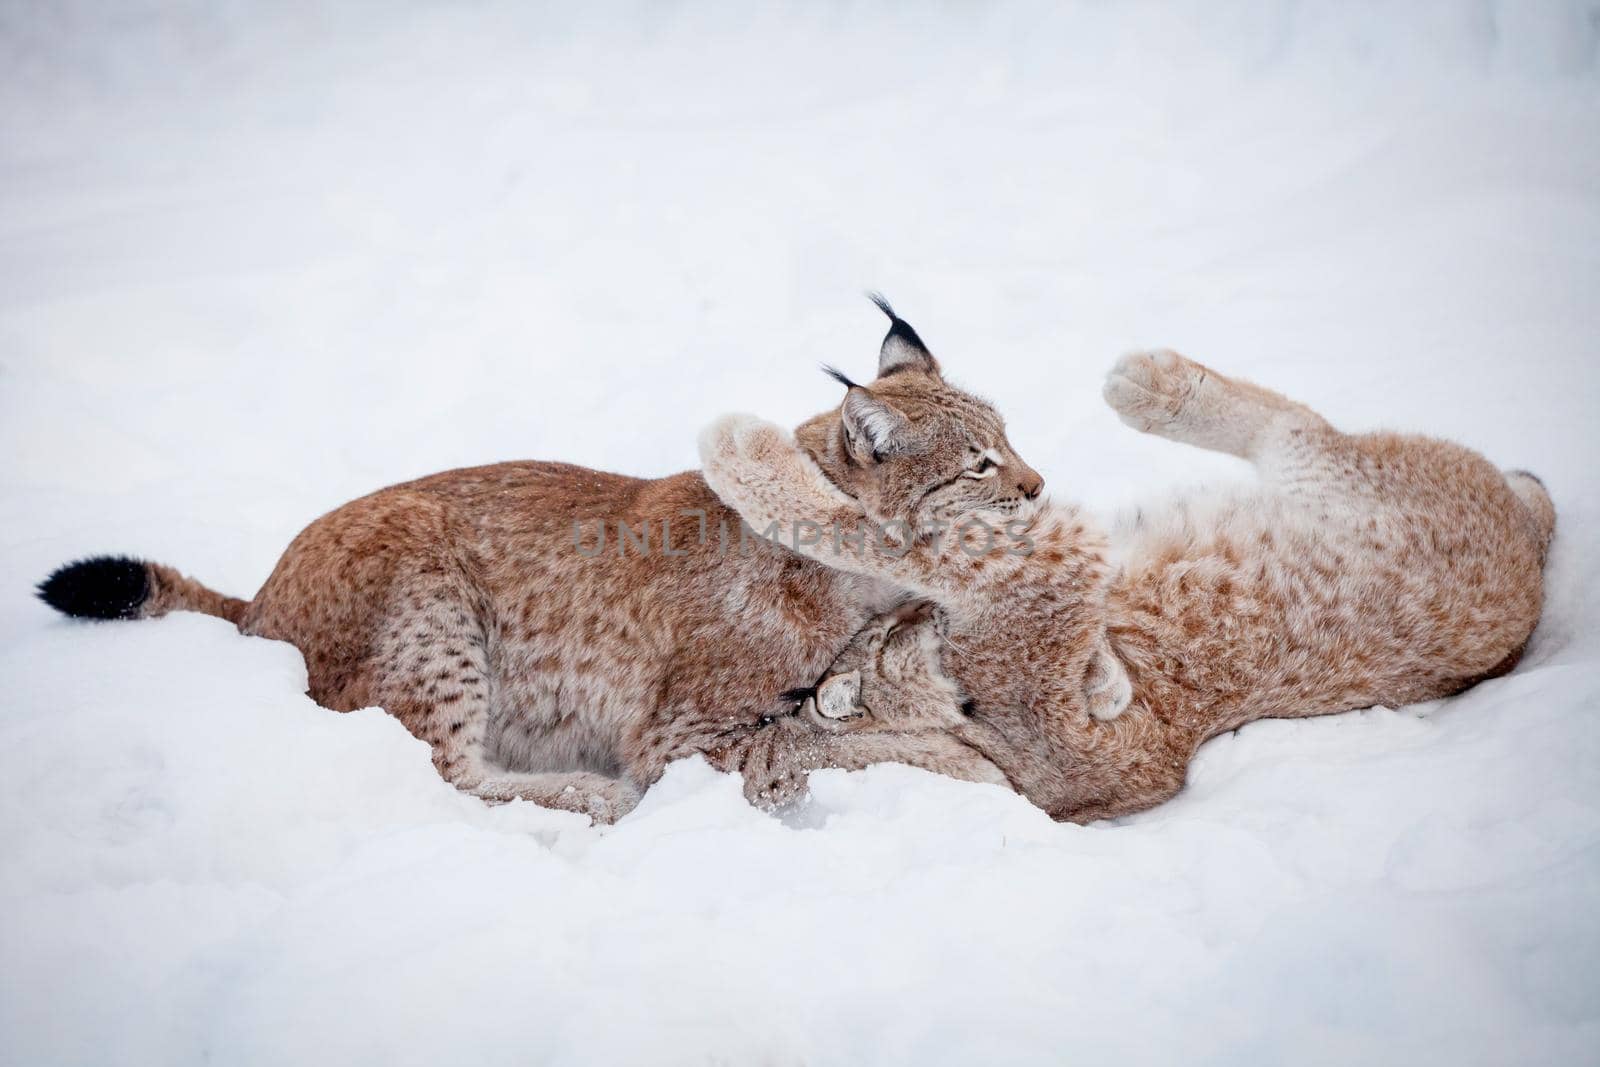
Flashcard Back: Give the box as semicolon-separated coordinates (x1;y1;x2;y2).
697;413;790;472
1102;349;1209;434
698;411;862;543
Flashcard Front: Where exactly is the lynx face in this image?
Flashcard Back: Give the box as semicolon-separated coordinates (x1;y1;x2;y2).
795;297;1044;532
798;603;968;735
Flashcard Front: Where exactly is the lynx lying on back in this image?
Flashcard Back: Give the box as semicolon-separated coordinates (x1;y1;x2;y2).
704;349;1554;821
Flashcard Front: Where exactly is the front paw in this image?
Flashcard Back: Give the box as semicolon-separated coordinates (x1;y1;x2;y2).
697;413;790;473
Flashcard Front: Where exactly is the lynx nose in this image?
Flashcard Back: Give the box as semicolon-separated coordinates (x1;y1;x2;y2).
1017;465;1045;500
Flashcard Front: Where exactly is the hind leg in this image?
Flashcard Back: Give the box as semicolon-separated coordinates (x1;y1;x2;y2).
377;674;638;822
1105;349;1552;537
1102;349;1395;501
359;577;637;822
460;770;639;821
1103;349;1329;464
1103;348;1549;704
247;494;636;823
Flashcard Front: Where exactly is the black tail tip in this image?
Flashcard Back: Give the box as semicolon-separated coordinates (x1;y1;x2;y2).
36;556;150;620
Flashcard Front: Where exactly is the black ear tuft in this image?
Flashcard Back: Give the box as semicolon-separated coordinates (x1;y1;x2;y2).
821;364;860;390
866;291;938;377
36;555;150;620
778;685;818;706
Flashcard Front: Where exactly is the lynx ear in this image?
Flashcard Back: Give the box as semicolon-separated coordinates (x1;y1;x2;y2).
817;671;863;719
840;388;911;464
869;292;939;378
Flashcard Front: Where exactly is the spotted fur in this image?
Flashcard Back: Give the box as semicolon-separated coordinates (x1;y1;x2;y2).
703;349;1555;822
37;304;1030;821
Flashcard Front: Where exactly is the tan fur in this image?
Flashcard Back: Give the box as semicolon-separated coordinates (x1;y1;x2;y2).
144;563;250;626
702;349;1555;822
101;314;1030;821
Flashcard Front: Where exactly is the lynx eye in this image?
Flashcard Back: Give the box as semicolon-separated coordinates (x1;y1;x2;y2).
964;449;1001;479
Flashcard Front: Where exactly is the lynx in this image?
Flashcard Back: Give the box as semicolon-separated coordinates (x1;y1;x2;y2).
37;300;1034;821
701;348;1555;822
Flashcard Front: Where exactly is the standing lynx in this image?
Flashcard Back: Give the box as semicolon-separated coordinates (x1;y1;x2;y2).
37;300;1035;820
701;349;1554;821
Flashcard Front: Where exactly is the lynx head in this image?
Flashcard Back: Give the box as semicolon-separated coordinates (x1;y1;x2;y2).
795;603;969;735
794;295;1043;531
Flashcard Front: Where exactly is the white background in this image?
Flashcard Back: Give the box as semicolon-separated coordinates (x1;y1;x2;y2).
2;3;1598;1064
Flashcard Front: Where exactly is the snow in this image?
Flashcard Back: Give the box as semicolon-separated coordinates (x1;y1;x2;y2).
2;2;1598;1063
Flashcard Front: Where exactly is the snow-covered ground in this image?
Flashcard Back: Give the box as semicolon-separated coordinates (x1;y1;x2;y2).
3;3;1598;1063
